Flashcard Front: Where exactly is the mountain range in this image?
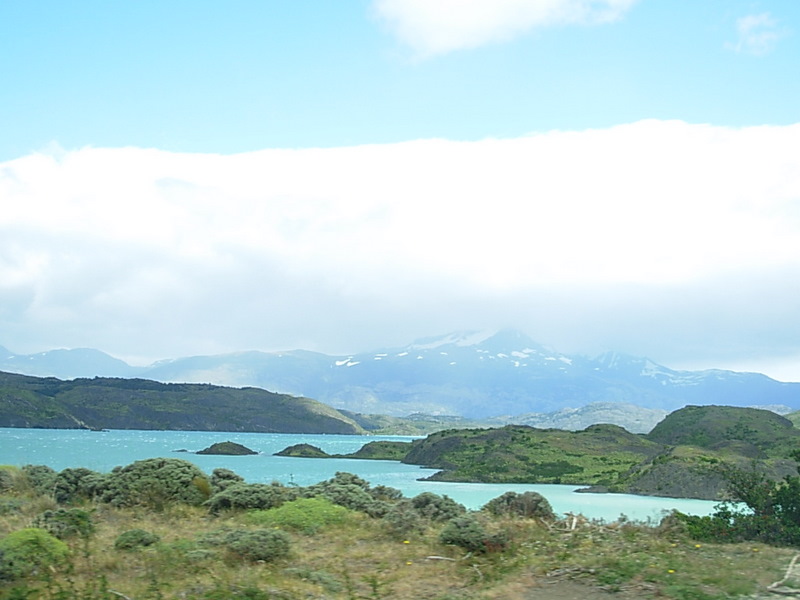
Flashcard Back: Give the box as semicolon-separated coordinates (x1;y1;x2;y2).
2;330;798;427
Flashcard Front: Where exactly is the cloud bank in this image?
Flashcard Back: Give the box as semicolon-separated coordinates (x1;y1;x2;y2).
2;120;800;379
373;0;639;57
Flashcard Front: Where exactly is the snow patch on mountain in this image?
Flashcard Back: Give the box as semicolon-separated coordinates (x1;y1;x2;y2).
407;330;498;350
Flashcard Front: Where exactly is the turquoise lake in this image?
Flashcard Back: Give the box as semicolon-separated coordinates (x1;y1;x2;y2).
1;428;721;522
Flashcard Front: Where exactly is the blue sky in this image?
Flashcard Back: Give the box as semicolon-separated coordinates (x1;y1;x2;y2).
2;0;800;382
2;0;798;158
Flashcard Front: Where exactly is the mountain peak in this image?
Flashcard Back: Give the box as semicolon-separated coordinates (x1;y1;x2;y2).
478;329;545;353
406;330;497;350
404;329;550;357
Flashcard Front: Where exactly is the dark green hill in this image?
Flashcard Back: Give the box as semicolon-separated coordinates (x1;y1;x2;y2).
784;410;800;428
646;405;800;458
275;407;800;500
0;371;365;434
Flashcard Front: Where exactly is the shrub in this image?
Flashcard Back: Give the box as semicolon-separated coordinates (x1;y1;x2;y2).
409;492;465;522
283;567;343;593
305;473;389;517
0;466;25;494
206;482;297;514
370;485;404;502
21;465;58;497
247;497;351;534
482;491;556;521
0;498;23;515
210;467;244;493
100;458;210;510
0;528;70;580
439;515;509;554
317;483;383;514
53;467;107;504
32;508;95;540
677;465;800;546
201;528;291;563
382;500;425;537
114;528;161;551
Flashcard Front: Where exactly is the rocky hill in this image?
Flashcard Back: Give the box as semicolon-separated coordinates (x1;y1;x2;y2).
647;405;799;458
278;405;800;500
0;371;365;434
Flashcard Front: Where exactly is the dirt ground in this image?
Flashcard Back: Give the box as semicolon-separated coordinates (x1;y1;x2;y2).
521;580;644;599
458;573;649;600
520;580;800;599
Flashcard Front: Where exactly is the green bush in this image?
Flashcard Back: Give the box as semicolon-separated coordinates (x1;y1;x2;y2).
370;485;404;502
305;473;389;517
0;498;23;515
32;508;95;540
439;515;509;554
383;500;425;537
482;491;556;520
0;466;24;494
53;467;107;504
0;528;70;580
677;465;800;546
247;497;351;533
21;465;58;497
210;467;244;493
201;528;291;563
206;482;298;514
100;458;210;510
409;492;465;522
114;528;161;551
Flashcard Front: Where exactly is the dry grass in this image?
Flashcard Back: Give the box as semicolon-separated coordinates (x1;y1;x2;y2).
1;493;797;600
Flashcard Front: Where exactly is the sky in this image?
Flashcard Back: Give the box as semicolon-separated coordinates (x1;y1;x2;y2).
1;0;800;381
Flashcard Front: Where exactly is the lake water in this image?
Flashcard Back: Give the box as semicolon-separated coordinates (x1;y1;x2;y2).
1;428;721;522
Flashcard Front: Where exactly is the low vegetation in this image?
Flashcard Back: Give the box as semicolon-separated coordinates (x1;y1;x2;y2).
1;459;800;599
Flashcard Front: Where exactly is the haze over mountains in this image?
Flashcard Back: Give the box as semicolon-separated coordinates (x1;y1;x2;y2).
2;330;797;433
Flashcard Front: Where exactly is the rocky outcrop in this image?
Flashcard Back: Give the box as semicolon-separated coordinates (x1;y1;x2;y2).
274;443;330;458
196;441;257;455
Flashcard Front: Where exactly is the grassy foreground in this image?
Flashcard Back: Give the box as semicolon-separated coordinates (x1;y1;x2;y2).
0;463;797;600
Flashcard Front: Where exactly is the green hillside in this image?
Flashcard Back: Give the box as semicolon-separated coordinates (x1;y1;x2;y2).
277;406;800;500
400;424;664;485
647;404;800;458
0;371;364;434
783;409;800;428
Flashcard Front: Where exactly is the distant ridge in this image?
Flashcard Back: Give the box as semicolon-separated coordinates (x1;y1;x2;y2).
0;370;365;434
0;346;138;379
2;330;798;421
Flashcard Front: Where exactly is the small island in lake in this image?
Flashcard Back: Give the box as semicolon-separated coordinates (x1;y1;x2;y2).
274;443;330;458
274;441;411;461
197;441;258;455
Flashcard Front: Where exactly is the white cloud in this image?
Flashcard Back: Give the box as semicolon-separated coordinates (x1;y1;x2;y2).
2;120;800;377
726;12;788;56
373;0;639;57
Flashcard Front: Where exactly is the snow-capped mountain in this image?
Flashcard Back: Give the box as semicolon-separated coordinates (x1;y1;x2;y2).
1;330;798;419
